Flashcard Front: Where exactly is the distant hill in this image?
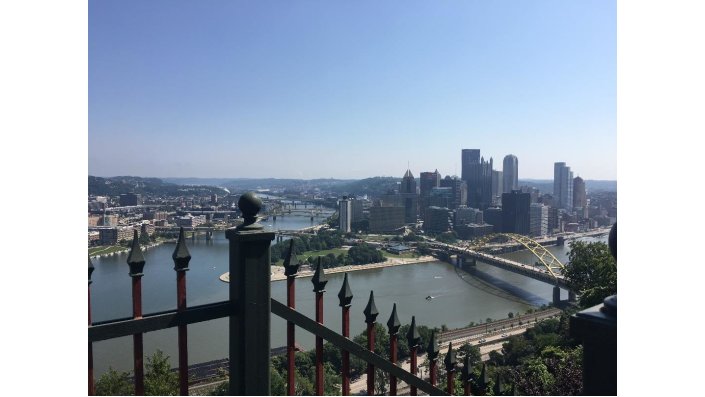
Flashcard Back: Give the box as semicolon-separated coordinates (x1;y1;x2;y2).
88;176;227;197
329;177;400;197
519;179;617;194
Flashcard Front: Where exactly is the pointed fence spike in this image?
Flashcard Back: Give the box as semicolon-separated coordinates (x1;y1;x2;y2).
127;230;146;277
444;341;457;370
427;330;440;360
461;355;472;381
172;227;191;271
406;316;421;347
338;273;353;307
494;373;503;395
311;257;328;292
387;303;401;334
88;256;95;284
480;363;489;387
283;239;300;276
363;291;379;324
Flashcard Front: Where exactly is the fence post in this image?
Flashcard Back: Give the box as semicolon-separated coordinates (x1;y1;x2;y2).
444;342;456;395
127;231;146;395
427;331;440;386
284;239;300;396
311;257;328;396
461;355;471;396
386;303;401;396
338;273;353;396
477;363;488;396
172;227;192;396
406;316;421;396
363;291;379;396
88;257;95;395
226;192;275;395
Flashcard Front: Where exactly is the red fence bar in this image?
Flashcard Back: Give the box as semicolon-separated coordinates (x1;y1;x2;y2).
444;342;457;395
407;316;421;396
428;331;440;387
284;239;300;396
172;228;192;396
311;258;328;396
88;257;95;395
127;231;146;396
363;291;379;396
386;303;401;396
338;273;353;396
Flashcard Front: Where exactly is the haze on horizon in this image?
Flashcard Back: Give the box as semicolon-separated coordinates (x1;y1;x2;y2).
89;0;616;181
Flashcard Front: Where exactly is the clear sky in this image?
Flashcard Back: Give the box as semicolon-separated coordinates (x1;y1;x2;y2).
89;0;616;180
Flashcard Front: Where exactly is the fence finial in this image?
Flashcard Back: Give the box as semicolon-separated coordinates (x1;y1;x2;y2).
338;273;353;307
172;227;191;271
427;330;439;361
237;192;263;230
387;303;401;334
311;257;328;292
284;239;300;277
461;355;472;383
88;256;95;284
444;341;456;370
406;316;421;347
479;363;489;389
363;291;379;324
493;372;504;395
127;230;146;277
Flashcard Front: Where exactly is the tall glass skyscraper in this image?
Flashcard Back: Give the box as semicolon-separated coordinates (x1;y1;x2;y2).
553;162;574;211
503;154;519;194
461;149;493;210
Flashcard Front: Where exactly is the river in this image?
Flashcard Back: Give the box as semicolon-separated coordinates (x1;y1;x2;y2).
89;218;607;376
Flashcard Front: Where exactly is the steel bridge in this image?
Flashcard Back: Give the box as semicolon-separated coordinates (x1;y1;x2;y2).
430;233;574;301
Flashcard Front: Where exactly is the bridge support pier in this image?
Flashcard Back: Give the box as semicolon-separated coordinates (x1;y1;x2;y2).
556;237;565;246
568;290;577;302
553;286;561;306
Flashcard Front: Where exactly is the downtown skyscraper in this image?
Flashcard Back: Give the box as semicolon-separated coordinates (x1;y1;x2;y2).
503;154;519;193
554;162;574;211
461;149;493;210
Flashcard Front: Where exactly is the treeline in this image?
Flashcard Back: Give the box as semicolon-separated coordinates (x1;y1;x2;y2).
271;231;386;268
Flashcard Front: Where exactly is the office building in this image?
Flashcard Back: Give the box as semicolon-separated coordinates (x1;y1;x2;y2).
419;170;441;218
119;193;142;206
573;176;588;219
350;197;364;224
399;169;418;223
484;207;503;233
503;155;519;193
440;176;467;209
454;207;483;225
424;206;452;234
369;206;406;233
530;203;548;237
492;170;503;205
339;197;352;233
455;223;494;240
553;162;574;211
461;149;493;210
501;190;530;235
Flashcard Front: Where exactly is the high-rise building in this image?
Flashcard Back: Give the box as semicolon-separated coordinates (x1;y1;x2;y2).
419;170;441;218
484;207;503;233
400;169;418;223
553;162;574;211
492;170;504;204
429;187;454;208
573;176;587;219
503;155;519;193
350;197;364;224
119;193;141;206
424;206;453;234
339;197;352;233
501;190;530;235
440;175;467;210
461;149;493;210
369;206;405;233
530;203;548;237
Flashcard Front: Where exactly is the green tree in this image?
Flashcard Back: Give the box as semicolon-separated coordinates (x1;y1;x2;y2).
512;358;555;395
95;367;133;396
144;349;178;396
563;241;617;308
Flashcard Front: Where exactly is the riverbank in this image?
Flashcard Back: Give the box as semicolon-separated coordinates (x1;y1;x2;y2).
218;255;437;283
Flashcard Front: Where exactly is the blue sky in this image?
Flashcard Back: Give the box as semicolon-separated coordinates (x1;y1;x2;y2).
89;0;616;180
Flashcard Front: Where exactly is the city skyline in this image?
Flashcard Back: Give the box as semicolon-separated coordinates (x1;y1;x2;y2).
89;1;616;180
